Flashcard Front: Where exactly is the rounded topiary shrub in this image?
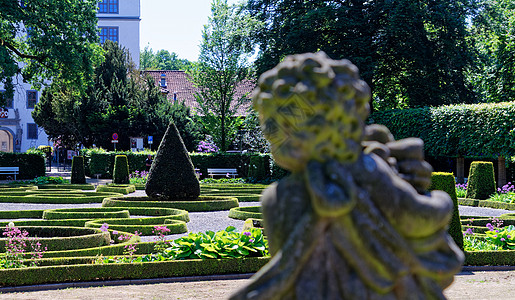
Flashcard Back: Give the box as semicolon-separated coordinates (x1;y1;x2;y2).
71;156;86;184
113;155;130;184
145;121;200;200
465;161;496;200
428;172;463;250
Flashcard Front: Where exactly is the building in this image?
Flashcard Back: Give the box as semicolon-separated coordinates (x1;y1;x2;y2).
0;0;140;152
144;70;255;116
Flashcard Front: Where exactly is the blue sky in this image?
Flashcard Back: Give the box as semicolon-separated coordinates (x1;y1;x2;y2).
140;0;239;62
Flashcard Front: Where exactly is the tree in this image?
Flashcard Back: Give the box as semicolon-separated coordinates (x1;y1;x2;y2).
33;41;172;149
467;0;515;103
0;0;101;104
189;0;259;151
246;0;475;109
139;45;192;71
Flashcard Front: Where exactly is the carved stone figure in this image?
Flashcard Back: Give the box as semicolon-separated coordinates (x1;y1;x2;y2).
230;52;463;300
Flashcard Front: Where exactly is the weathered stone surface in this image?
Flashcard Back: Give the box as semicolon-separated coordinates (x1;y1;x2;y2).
230;52;463;300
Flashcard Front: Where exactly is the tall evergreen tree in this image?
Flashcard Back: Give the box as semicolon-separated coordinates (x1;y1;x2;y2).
33;41;172;149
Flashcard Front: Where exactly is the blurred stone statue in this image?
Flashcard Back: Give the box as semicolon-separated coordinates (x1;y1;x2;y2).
230;52;463;300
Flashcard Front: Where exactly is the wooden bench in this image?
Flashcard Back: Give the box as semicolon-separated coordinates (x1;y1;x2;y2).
207;168;238;178
0;167;19;180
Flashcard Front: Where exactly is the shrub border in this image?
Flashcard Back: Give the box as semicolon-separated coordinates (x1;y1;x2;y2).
228;206;262;220
0;257;270;287
102;196;239;212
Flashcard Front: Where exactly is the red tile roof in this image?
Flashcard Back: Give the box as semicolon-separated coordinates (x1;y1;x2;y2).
143;70;255;116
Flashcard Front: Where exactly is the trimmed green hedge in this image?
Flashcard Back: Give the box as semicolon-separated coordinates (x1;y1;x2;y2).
466;161;496;200
228;206;262;220
71;156;86;184
0;257;269;287
428;172;463;249
0;152;45;179
81;151;288;181
37;184;95;190
96;184;136;194
368;102;515;158
113;155;130;184
0;227;110;252
0;191;122;204
458;198;515;210
42;208;131;220
465;250;515;266
102;196;239;212
85;219;187;236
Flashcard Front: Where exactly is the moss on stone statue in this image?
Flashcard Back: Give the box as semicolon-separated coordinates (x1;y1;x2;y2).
429;172;464;250
145;121;200;200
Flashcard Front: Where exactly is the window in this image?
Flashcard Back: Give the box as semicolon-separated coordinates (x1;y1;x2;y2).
27;91;37;109
99;27;119;44
160;74;167;87
0;91;13;109
27;123;38;140
98;0;118;14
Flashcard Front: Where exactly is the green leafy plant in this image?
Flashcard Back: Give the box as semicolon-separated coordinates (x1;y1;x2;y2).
200;178;246;184
484;223;515;250
32;176;69;185
463;235;501;251
166;226;267;260
487;192;515;203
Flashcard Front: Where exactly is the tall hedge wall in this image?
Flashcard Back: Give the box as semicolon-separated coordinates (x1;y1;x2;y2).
80;151;288;181
368;102;515;158
0;152;45;179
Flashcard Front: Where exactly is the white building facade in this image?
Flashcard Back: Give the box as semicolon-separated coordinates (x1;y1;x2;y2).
0;0;140;152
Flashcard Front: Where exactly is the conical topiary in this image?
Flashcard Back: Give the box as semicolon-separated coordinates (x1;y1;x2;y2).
465;161;496;200
145;121;200;200
71;156;86;184
113;155;130;184
428;172;463;250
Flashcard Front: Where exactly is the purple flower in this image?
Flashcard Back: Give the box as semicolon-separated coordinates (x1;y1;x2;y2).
243;231;251;237
501;238;506;241
100;223;109;232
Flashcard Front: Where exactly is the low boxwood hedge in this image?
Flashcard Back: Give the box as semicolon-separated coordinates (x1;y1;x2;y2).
96;184;136;195
0;227;110;252
0;257;269;287
458;198;515;210
102;196;239;212
228;206;262;220
42;208;131;220
203;192;261;202
37;184;95;190
85;219;187;236
0;191;123;204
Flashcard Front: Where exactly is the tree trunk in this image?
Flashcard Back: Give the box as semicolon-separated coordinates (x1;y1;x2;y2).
498;156;506;188
456;156;465;184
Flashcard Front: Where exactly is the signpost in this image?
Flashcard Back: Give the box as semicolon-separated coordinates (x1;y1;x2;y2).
148;136;153;150
112;133;118;151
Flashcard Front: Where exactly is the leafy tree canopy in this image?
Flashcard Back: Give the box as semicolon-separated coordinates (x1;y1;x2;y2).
189;0;260;151
245;0;476;109
0;0;102;104
140;46;193;71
